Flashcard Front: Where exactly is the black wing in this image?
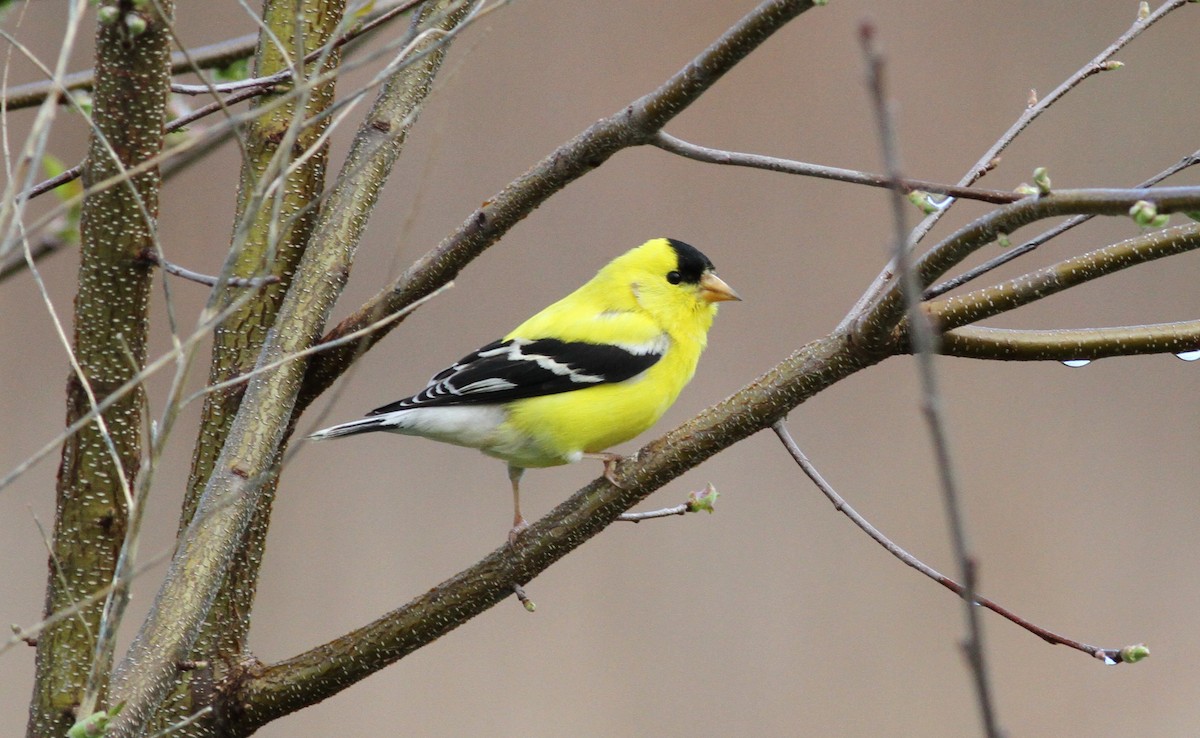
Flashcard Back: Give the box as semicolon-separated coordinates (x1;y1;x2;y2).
368;337;664;414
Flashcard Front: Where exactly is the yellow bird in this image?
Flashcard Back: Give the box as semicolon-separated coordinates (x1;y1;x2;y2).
310;238;739;539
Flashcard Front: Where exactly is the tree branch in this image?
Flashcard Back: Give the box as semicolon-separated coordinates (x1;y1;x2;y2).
104;4;480;736
650;130;1020;204
0;0;424;111
925;149;1200;299
936;321;1200;361
836;0;1190;335
926;222;1200;332
770;422;1142;665
852;187;1200;351
858;21;1000;737
228;330;880;733
27;2;176;735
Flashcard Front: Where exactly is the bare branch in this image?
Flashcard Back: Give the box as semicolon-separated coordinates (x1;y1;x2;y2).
13;0;424;205
853;187;1200;350
770;422;1142;665
105;5;481;735
137;248;281;288
0;0;423;111
925;149;1200;299
226;326;877;732
927;222;1200;332
955;0;1187;192
617;483;718;522
618;505;689;522
3;33;257;110
937;321;1200;362
859;21;1000;737
837;0;1190;334
650;131;1020;204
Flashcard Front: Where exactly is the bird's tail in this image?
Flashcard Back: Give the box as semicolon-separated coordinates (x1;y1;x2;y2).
308;416;392;441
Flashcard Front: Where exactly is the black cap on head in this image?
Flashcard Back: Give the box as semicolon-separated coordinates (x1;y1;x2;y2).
665;238;715;284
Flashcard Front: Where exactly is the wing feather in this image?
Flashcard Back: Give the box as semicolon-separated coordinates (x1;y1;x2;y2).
367;336;666;415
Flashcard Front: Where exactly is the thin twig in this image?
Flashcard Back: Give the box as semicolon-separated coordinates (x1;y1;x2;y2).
511;583;536;612
910;0;1187;240
836;0;1190;335
0;0;422;110
170;75;285;96
859;21;1002;738
651;131;1020;205
770;422;1137;664
0;231;65;282
187;282;453;409
925;149;1200;299
618;483;718;521
144;707;214;738
137;248;280;288
617;505;688;522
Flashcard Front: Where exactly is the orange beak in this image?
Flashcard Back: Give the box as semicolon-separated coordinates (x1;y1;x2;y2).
699;272;741;303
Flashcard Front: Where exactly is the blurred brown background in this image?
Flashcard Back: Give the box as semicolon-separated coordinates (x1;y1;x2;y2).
2;1;1199;735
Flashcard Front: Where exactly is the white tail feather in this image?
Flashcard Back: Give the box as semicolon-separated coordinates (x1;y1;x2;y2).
308;416;391;440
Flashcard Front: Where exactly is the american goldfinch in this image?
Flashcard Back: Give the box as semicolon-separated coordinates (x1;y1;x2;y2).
310;237;739;539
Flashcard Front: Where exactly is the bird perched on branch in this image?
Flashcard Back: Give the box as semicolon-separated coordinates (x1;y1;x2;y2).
310;237;740;541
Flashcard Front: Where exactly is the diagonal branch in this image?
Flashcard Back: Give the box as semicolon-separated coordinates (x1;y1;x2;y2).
770;422;1139;665
837;0;1190;336
228;330;881;733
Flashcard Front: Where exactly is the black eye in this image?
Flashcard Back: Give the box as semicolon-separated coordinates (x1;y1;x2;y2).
666;271;682;285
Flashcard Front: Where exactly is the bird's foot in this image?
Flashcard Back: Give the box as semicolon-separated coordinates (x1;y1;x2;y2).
589;452;627;488
507;516;530;545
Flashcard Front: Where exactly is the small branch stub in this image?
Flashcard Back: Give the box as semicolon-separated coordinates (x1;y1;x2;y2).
512;584;536;613
617;483;719;522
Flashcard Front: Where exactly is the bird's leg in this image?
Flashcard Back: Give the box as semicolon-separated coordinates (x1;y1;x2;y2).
583;452;627;488
507;465;529;544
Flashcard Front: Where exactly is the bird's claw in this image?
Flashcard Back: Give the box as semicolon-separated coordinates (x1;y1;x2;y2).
508;517;530;545
599;453;627;489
